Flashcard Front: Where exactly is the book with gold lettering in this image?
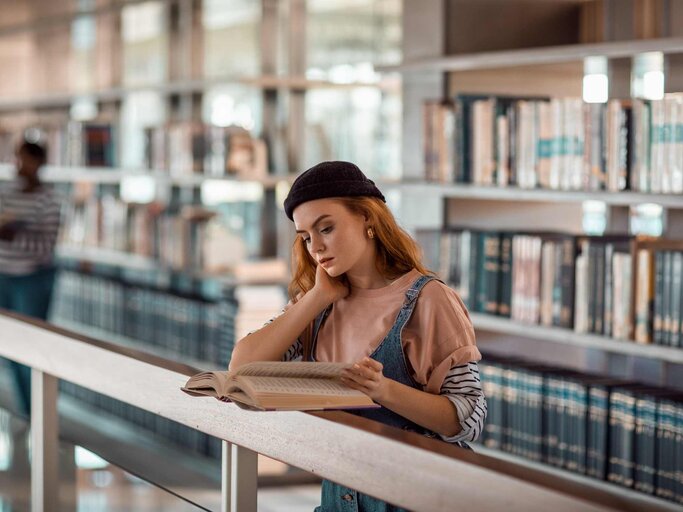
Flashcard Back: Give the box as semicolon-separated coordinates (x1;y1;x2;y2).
181;361;379;411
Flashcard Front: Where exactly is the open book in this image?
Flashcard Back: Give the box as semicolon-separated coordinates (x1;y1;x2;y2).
181;361;380;411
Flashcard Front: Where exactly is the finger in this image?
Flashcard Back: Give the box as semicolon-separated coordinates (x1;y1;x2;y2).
340;376;367;390
342;370;373;387
362;357;383;372
351;363;379;381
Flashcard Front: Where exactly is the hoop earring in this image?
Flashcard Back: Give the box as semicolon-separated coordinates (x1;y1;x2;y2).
367;227;375;239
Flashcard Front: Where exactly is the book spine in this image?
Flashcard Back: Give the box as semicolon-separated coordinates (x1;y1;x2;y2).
594;243;606;335
654;251;665;345
656;400;676;500
481;233;501;315
675;252;683;349
634;397;657;494
604;244;614;338
498;233;513;317
675;401;683;505
608;392;623;485
635;249;655;344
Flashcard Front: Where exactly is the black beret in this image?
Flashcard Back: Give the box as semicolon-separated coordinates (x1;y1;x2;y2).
284;161;386;221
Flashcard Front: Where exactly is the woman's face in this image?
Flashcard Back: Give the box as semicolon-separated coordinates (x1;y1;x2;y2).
293;198;372;278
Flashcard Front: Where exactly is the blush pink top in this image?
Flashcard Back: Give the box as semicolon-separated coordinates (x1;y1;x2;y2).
300;269;481;394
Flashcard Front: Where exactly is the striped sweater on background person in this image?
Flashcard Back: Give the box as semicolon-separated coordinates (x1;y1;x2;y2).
0;182;62;275
281;338;487;445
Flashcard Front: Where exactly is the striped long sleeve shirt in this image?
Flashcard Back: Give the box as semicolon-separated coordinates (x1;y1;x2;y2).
0;182;62;275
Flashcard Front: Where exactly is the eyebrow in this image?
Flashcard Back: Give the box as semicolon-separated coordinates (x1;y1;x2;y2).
295;214;332;234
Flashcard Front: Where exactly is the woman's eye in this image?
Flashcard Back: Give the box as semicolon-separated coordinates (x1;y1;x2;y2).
320;226;332;234
302;237;311;244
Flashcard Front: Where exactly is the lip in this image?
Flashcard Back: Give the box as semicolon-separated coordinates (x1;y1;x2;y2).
319;257;334;267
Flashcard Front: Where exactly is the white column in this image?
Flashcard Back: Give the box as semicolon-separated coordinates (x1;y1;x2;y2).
31;369;59;512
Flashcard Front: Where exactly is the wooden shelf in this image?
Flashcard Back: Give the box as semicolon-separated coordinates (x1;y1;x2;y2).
379;181;683;209
473;444;681;512
56;246;159;272
470;312;683;364
55;245;290;287
378;37;683;73
0;75;398;114
0;163;291;187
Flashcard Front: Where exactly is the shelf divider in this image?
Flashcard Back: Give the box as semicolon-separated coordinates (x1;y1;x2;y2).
470;312;683;364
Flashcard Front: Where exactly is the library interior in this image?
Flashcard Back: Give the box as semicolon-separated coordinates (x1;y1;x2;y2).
0;1;682;511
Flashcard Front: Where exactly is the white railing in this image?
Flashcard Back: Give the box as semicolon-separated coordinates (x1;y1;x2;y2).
0;311;674;512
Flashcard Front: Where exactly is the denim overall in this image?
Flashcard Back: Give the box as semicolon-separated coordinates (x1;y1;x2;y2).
310;275;437;512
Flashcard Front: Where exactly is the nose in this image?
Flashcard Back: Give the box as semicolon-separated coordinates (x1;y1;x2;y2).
309;235;324;254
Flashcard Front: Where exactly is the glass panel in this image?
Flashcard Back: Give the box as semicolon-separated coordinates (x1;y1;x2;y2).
0;406;206;511
120;91;166;168
202;0;261;78
121;1;168;87
71;0;97;94
304;0;402;178
305;87;401;180
306;0;402;73
201;85;261;132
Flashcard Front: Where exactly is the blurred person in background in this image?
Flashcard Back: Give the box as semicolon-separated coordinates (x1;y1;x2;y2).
0;139;62;417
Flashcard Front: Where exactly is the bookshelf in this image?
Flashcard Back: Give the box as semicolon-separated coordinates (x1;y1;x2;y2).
0;163;291;187
382;181;683;209
470;312;683;364
473;444;682;512
0;75;400;115
381;36;683;73
397;1;683;506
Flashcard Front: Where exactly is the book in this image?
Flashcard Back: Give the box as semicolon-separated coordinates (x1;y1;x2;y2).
181;361;380;411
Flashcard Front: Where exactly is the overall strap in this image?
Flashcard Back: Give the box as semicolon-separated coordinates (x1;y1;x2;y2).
307;305;331;361
387;274;439;338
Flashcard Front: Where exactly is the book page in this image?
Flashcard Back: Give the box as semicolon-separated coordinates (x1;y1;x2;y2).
233;361;351;379
231;376;366;396
183;371;231;396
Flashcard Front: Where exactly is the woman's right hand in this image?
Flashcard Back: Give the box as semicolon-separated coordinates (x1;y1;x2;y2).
312;263;350;306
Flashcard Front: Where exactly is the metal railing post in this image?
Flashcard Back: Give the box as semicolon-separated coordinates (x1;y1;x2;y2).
221;440;258;512
221;440;231;512
31;369;59;512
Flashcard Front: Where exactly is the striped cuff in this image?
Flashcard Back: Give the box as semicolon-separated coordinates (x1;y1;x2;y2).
439;362;487;444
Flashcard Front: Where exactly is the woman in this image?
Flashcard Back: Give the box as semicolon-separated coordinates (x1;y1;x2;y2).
230;161;486;512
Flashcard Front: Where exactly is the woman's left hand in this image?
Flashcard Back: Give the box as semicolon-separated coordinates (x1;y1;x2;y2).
340;357;389;403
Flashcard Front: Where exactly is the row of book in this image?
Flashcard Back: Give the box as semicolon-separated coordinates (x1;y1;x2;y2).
59;193;260;271
144;122;268;179
51;269;238;367
0;120;269;178
0;123;117;167
480;355;683;503
417;229;683;346
423;94;683;193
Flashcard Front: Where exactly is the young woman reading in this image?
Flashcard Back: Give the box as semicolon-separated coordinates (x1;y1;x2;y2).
229;161;486;512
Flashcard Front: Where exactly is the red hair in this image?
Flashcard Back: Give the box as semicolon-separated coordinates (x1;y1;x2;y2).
288;197;431;301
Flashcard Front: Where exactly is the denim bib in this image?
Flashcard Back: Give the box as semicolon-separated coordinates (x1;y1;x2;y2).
310;275;436;512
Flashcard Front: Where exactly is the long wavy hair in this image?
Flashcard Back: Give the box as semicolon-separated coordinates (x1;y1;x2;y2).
288;196;431;301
